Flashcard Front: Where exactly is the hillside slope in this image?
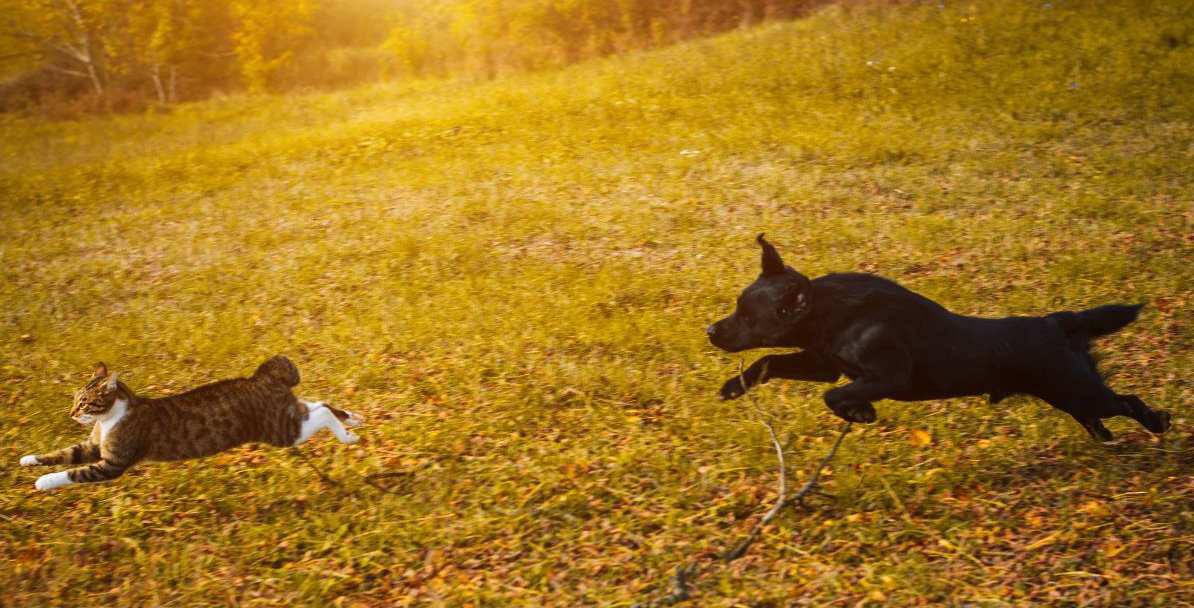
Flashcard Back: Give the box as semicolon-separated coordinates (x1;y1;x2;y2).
1;1;1191;605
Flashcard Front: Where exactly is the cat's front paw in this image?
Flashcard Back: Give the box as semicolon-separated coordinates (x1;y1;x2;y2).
19;455;40;467
35;471;72;491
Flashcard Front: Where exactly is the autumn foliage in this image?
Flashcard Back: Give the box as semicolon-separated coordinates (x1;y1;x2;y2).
1;0;1192;605
0;0;823;112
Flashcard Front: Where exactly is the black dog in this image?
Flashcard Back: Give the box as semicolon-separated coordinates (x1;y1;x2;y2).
707;234;1172;441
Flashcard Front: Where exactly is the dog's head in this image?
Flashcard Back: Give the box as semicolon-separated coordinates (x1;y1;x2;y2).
707;234;813;352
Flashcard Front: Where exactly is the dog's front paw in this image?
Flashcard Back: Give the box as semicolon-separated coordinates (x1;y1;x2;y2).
341;432;360;445
834;402;877;423
19;455;40;467
1149;410;1172;434
35;471;72;491
1080;418;1114;442
719;377;749;400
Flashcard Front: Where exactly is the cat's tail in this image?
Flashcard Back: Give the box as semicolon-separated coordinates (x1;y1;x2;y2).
326;404;364;428
253;355;300;388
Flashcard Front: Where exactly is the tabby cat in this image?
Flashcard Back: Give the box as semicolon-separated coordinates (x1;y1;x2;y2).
19;356;362;491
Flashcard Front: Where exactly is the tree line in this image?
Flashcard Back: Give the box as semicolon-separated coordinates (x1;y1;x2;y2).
1;0;825;114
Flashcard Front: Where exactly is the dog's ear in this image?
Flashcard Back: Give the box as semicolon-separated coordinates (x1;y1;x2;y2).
778;276;812;317
758;233;785;276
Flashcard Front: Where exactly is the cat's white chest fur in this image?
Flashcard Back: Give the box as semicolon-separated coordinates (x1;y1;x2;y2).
96;399;128;442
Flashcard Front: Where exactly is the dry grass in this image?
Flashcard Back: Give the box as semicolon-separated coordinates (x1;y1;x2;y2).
1;1;1192;605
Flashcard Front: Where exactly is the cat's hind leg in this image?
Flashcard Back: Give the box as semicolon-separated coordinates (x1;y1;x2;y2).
296;401;360;445
325;404;364;428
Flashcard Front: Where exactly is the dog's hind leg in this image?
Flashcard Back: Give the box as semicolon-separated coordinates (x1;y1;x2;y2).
1062;346;1170;435
1117;394;1171;434
1058;390;1129;442
1077;417;1114;442
1042;394;1115;442
1041;381;1167;442
1035;348;1159;441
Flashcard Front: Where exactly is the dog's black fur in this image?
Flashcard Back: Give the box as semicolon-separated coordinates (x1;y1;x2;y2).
707;234;1172;441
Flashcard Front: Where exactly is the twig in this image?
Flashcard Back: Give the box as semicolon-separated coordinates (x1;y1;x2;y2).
724;417;851;562
290;446;413;496
637;561;698;607
638;361;854;605
289;447;342;487
724;364;786;560
362;470;414;495
787;421;851;508
750;358;854;516
662;563;697;605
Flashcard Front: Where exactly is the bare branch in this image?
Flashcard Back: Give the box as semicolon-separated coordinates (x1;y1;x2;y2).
0;25;89;63
788;421;851;508
289;447;342;487
639;362;855;606
0;50;38;62
41;64;89;78
54;0;86;42
724;362;789;561
724;420;851;561
291;446;412;496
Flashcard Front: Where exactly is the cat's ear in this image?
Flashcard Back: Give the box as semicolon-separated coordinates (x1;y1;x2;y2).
105;372;120;391
91;363;108;381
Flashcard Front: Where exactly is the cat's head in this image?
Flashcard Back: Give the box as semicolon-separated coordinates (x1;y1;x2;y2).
70;363;124;425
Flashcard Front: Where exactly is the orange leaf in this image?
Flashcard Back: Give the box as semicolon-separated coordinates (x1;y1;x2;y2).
909;429;932;447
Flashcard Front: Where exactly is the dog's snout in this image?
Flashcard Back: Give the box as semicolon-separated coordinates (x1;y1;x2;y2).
706;323;718;337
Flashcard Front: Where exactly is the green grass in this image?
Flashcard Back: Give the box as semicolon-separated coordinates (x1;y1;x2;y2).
2;0;1192;605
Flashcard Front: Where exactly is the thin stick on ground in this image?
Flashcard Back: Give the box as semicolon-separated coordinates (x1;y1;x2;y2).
723;418;851;561
723;405;786;561
786;420;851;509
641;362;854;605
290;447;411;495
290;447;343;487
724;359;853;562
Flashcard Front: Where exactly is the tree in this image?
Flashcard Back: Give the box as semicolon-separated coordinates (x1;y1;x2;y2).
0;0;116;96
230;0;314;93
118;0;236;104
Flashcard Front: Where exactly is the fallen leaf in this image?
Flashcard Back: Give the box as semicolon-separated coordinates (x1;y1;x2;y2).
909;429;932;447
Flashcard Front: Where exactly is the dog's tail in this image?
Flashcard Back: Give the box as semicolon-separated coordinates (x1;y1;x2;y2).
252;355;300;388
1050;303;1144;340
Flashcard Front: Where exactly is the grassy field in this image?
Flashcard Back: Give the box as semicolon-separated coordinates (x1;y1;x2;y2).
2;0;1192;605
